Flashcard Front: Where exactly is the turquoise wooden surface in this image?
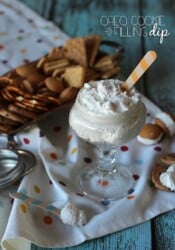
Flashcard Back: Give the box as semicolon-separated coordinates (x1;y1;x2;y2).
18;1;175;249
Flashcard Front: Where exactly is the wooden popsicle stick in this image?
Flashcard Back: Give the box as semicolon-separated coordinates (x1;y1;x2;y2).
122;51;157;91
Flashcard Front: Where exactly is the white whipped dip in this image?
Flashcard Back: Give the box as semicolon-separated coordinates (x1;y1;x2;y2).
78;79;140;114
69;79;146;145
160;164;175;191
60;203;87;226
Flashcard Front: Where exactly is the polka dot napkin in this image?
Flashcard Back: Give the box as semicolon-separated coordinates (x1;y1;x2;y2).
1;97;175;250
0;0;68;75
1;1;175;250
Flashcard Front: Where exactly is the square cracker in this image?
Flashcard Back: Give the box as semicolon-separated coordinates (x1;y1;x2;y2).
64;37;88;66
63;65;85;88
85;35;101;66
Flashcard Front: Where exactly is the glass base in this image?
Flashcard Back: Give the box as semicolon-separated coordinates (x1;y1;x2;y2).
77;164;134;201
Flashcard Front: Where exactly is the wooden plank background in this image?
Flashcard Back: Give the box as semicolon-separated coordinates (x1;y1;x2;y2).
18;1;175;249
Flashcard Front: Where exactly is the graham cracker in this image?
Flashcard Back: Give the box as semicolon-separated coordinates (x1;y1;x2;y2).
65;37;88;66
85;35;101;66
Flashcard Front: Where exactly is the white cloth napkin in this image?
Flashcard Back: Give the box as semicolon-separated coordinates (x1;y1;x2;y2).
0;0;68;75
1;97;175;250
1;1;175;250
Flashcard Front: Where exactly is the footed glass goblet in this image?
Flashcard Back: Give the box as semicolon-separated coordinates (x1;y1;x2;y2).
69;79;146;201
78;141;134;201
70;101;146;201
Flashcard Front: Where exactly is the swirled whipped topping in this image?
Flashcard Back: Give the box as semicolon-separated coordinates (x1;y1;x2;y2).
160;164;175;191
69;79;146;144
60;203;87;226
77;79;140;114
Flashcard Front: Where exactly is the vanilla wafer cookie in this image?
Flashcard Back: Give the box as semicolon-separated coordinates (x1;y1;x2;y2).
16;64;38;77
22;80;34;94
160;153;175;165
155;112;175;136
159;164;175;191
137;123;163;145
45;77;64;93
60;87;78;103
27;72;45;84
152;163;170;191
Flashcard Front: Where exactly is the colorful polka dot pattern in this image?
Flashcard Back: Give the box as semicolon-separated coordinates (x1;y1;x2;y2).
133;175;139;181
1;117;164;212
43;215;53;225
128;188;135;195
39;130;45;137
127;195;135;200
98;180;109;187
154;146;162;152
0;3;68;76
23;138;30;144
71;147;78;155
101;199;110;206
13;191;68;227
20;203;27;213
4;116;163;212
120;145;129;152
67;134;72;142
50;152;58;160
51;128;165;204
34;185;41;194
84;157;92;163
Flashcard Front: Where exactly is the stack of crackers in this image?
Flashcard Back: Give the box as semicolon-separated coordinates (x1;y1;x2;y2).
0;35;121;134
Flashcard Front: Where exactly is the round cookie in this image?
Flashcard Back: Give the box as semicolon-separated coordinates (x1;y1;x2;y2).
59;87;78;103
159;164;175;191
45;77;64;93
16;64;37;78
160;153;175;165
155;112;175;136
23;80;34;94
137;123;163;145
151;163;170;191
27;73;45;84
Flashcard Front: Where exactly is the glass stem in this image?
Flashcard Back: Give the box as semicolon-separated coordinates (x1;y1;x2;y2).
96;143;118;172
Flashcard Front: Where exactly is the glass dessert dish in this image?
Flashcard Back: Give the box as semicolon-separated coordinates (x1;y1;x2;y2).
69;79;146;201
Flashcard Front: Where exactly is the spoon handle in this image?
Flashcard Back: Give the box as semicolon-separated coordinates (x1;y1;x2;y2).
9;192;61;215
122;50;157;91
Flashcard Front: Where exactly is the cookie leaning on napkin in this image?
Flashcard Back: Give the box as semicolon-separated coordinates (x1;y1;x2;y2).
152;153;175;192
